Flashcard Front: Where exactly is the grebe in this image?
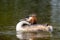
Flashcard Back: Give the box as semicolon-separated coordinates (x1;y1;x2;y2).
16;20;53;40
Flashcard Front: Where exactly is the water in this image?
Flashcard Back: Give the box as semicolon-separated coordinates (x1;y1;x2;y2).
0;26;53;40
51;0;60;24
0;26;17;40
0;0;60;40
50;0;60;40
0;25;60;40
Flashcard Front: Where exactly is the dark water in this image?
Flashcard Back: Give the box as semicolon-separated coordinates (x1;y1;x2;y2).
0;0;60;40
0;25;60;40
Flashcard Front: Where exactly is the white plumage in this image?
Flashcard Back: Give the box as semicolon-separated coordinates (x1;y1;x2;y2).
16;20;53;40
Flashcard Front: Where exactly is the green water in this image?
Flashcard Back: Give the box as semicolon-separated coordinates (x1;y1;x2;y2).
0;0;60;40
0;25;60;40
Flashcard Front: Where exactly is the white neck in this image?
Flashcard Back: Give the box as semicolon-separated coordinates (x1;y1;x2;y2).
16;21;30;31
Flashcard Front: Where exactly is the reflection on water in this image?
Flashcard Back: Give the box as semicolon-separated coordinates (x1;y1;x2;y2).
51;0;60;25
0;26;53;40
0;26;60;40
16;31;52;40
50;0;60;40
0;24;60;40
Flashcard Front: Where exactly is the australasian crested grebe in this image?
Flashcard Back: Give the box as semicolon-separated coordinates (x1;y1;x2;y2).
16;20;53;40
16;20;53;32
